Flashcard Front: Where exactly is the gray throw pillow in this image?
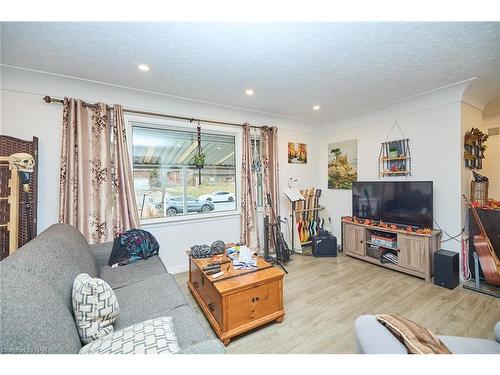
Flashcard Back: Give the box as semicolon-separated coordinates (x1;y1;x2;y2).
72;273;119;344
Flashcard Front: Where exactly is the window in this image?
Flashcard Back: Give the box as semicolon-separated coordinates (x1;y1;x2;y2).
131;123;237;221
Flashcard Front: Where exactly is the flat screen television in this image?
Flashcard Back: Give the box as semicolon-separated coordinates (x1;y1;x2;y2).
352;181;433;228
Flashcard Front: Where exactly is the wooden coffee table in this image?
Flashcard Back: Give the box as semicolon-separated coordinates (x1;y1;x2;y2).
187;254;285;345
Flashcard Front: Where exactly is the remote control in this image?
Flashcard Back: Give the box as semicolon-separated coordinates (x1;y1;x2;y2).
202;264;220;271
211;271;224;279
206;262;221;267
205;268;221;275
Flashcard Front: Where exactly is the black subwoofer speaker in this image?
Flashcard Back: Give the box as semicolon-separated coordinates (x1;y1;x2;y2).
434;249;459;290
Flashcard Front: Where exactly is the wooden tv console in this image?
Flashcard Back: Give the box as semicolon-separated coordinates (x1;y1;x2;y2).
342;219;442;283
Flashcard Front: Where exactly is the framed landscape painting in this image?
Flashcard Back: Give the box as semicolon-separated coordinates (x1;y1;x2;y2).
288;142;307;164
328;139;358;189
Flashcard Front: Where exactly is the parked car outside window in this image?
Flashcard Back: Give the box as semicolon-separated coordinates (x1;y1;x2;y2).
161;195;215;216
198;191;235;203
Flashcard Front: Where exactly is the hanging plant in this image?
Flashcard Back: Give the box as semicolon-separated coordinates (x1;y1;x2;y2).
378;121;412;177
195;123;204;184
194;152;206;169
389;146;398;158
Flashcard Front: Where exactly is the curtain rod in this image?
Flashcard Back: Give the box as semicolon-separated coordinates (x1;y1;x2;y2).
42;95;265;129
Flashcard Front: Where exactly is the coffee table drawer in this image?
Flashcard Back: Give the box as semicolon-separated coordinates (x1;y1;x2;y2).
190;261;223;328
226;280;281;331
203;280;223;328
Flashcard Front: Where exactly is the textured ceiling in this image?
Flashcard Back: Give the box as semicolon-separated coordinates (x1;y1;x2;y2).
1;22;500;124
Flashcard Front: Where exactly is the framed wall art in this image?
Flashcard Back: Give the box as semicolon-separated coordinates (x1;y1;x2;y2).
328;139;357;189
288;142;307;164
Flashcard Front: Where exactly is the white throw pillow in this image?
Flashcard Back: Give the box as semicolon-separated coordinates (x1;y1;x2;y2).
72;273;119;344
79;317;180;354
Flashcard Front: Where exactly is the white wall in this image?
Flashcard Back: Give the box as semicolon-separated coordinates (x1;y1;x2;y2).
0;66;321;272
319;83;471;254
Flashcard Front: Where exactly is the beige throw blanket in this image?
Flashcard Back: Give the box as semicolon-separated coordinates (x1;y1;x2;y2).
376;314;452;354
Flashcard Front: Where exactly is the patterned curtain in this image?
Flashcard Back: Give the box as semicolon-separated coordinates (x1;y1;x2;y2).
112;105;140;232
59;98;139;244
240;123;260;252
261;126;280;246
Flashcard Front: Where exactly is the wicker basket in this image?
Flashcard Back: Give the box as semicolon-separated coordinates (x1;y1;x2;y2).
367;246;383;260
471;181;489;205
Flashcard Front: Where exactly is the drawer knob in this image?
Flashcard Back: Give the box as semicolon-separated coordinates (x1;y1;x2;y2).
193;281;199;288
208;303;215;311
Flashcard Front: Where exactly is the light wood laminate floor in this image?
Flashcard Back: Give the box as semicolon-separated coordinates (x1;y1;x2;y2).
174;253;500;353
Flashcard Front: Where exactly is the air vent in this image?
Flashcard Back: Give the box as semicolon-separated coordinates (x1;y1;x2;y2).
488;127;499;136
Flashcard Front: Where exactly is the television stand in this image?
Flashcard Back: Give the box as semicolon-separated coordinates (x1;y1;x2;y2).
341;219;442;283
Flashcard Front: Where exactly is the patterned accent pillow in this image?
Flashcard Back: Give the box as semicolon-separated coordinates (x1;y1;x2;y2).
72;273;119;344
79;317;180;354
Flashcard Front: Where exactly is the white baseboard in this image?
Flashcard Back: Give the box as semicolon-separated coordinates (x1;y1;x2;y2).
167;263;189;274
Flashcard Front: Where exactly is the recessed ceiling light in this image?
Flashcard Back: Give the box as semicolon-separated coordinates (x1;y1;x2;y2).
216;146;221;150
313;105;320;111
245;89;254;96
138;64;150;72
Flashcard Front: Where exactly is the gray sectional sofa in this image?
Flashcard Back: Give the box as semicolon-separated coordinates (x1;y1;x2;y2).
0;223;225;354
355;315;500;354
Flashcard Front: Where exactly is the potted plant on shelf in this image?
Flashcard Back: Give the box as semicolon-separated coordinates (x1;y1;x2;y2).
389;146;398;159
194;152;206;169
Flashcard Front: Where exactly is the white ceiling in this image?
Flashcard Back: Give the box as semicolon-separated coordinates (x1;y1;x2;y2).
1;22;500;124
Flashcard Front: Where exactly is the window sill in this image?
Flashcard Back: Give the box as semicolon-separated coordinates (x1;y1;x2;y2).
140;210;241;228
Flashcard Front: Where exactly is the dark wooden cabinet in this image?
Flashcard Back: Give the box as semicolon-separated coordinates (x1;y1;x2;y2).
0;136;38;259
468;208;500;280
